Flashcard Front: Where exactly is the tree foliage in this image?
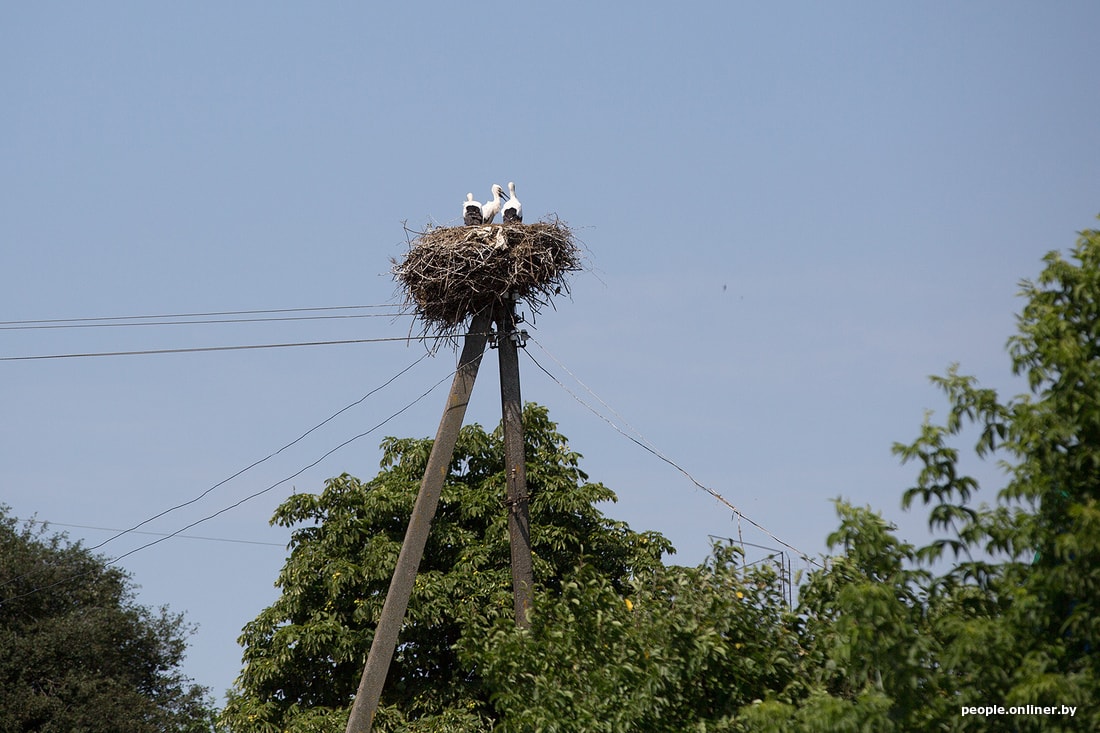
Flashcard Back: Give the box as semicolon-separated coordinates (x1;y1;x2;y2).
897;225;1100;729
0;507;215;733
221;405;671;732
734;222;1100;731
462;543;797;732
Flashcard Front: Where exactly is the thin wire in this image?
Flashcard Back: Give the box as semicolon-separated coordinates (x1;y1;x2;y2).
0;304;399;326
19;518;286;548
530;337;655;451
81;351;432;555
0;313;412;331
0;360;458;607
524;337;824;569
0;336;432;362
0;350;430;594
110;366;456;563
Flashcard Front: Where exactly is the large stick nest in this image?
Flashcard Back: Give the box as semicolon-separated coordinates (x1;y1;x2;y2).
393;218;581;341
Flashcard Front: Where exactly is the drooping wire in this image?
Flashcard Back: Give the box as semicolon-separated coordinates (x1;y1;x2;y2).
0;336;433;362
524;336;824;570
2;324;490;569
0;349;431;595
83;350;432;555
0;350;431;593
17;518;286;548
0;303;400;327
106;364;458;564
0;358;460;607
0;312;412;331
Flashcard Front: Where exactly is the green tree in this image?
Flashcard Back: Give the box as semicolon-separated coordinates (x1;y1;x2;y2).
894;223;1100;730
462;542;797;732
734;502;941;732
736;221;1100;731
0;507;216;733
220;405;671;732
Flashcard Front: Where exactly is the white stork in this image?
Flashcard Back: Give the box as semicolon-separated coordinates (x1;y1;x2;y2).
481;184;505;224
463;193;483;226
502;181;522;223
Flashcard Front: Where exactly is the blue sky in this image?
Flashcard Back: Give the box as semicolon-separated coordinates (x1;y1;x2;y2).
3;1;1099;702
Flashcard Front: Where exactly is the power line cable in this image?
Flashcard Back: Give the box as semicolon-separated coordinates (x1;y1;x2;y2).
2;323;486;561
0;350;430;594
525;337;824;569
0;358;460;607
18;518;286;548
0;312;412;331
82;351;432;555
0;304;400;327
0;336;436;362
110;366;456;563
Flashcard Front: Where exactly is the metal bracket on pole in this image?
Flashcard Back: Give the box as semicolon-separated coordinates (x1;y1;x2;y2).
489;301;527;349
492;327;527;348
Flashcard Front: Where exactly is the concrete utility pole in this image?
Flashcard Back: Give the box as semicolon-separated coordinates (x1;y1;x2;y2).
494;298;534;627
344;311;492;733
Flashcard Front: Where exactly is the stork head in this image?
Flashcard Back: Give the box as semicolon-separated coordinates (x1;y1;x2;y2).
492;183;505;200
466;192;475;202
508;181;517;196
